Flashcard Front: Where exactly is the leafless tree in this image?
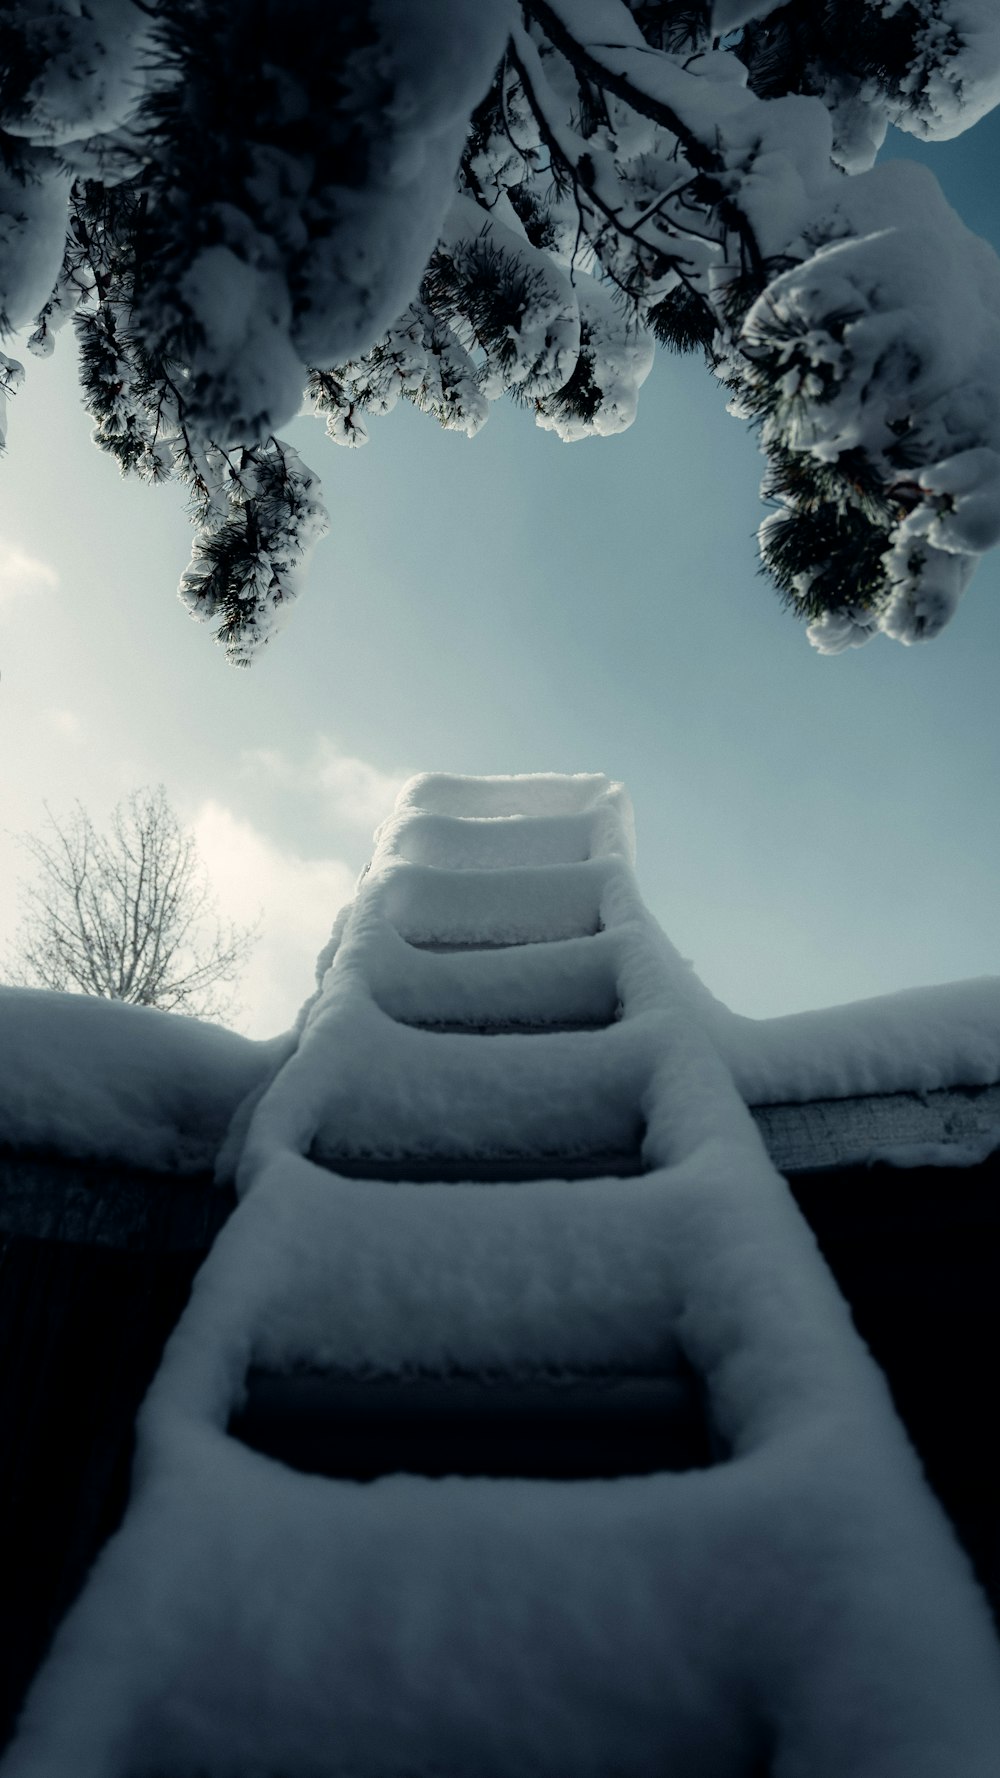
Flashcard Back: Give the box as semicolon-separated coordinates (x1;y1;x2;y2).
6;787;257;1021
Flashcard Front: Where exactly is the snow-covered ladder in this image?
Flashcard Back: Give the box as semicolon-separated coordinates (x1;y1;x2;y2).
5;774;1000;1778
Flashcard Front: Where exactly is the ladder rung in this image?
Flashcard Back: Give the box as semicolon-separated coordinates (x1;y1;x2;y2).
406;930;600;953
393;1015;619;1035
311;1149;648;1183
229;1369;715;1479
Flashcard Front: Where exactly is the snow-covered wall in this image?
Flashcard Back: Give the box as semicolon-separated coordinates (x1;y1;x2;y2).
712;975;1000;1106
0;987;285;1176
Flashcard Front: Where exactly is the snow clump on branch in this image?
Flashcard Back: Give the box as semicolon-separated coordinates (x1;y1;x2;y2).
2;0;1000;658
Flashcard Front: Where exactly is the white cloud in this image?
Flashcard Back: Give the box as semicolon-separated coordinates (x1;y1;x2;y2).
192;801;358;1039
46;708;83;741
242;737;406;831
0;539;58;605
314;741;406;827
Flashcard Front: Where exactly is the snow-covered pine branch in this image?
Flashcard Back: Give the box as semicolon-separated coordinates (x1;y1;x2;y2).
2;0;1000;657
179;437;328;666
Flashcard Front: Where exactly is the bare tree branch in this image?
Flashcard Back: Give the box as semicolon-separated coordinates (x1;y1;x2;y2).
4;788;258;1023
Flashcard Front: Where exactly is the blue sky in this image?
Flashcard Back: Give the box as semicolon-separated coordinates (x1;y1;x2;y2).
2;110;999;1037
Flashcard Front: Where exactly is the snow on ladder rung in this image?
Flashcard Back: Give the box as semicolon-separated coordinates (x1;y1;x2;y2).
307;1024;646;1164
394;772;632;823
382;861;608;950
387;812;599;871
367;930;624;1033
